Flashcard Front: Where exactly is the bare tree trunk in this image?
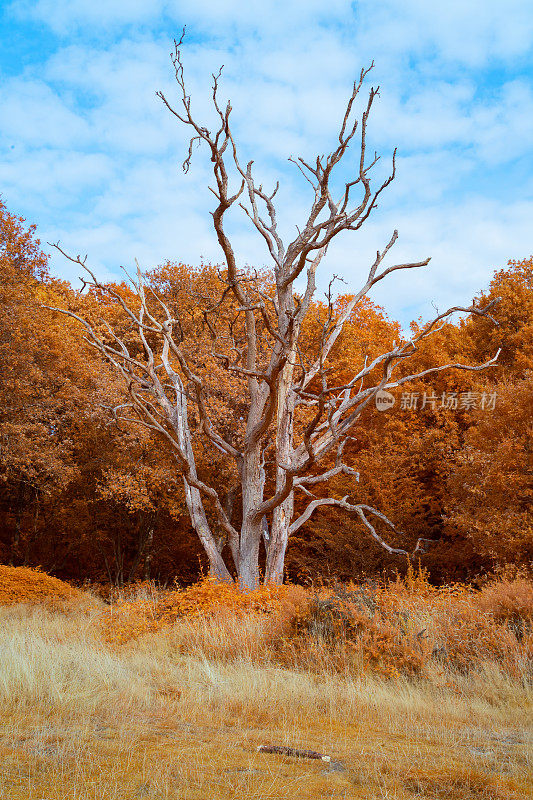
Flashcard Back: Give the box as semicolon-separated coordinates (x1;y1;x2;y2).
143;526;153;580
128;513;156;582
113;527;125;588
221;486;239;570
183;476;233;582
238;444;264;587
266;358;296;584
9;482;27;565
174;371;234;582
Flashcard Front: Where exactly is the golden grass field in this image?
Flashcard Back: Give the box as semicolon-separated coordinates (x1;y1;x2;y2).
0;567;532;799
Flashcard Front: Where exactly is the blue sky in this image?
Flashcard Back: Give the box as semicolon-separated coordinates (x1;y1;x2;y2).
1;0;532;325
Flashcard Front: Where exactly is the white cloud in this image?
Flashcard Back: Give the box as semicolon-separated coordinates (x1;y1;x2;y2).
14;0;352;36
1;0;531;326
472;80;533;164
0;79;90;147
329;197;533;325
10;0;164;34
354;0;533;68
0;150;114;209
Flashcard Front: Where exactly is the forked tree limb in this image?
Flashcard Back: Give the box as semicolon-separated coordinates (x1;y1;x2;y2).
290;495;436;559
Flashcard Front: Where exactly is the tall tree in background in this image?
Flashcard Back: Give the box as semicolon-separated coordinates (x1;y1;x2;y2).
50;39;500;587
0;200;83;562
444;257;533;569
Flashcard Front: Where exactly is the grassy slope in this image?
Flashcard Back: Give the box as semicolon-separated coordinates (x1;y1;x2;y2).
0;604;531;800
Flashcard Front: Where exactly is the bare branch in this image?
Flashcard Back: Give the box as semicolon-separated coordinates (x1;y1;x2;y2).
290;495;421;558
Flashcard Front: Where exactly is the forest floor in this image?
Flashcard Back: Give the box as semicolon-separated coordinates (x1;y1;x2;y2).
0;572;532;799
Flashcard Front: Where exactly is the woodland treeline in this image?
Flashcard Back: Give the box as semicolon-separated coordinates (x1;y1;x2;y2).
1;198;531;586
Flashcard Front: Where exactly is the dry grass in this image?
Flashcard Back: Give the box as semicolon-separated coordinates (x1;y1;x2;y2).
93;569;533;682
0;572;532;799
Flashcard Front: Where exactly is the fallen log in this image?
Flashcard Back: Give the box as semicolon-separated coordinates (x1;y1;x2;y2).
257;745;331;762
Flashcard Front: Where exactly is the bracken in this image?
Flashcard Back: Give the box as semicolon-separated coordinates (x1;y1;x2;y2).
0;565;80;608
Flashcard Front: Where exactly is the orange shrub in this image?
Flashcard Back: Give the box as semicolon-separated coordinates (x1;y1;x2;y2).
476;577;533;630
95;574;533;680
97;578;309;645
433;606;530;675
157;578;307;621
0;564;80;607
282;584;427;677
277;570;533;679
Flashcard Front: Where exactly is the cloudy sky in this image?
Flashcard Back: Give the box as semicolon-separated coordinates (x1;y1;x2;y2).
1;0;532;325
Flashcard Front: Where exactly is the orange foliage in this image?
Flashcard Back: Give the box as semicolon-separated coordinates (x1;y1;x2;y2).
94;570;533;682
0;565;79;607
476;576;533;630
288;258;533;584
1;557;531;682
444;379;533;567
371;566;533;677
283;585;426;678
97;578;308;644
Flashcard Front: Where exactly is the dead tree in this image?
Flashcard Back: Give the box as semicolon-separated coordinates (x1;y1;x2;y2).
48;38;500;587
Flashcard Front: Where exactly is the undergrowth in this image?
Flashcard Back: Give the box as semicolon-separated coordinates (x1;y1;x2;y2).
91;565;533;682
0;566;532;799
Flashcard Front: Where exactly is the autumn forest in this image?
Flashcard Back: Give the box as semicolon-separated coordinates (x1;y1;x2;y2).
1;197;531;588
